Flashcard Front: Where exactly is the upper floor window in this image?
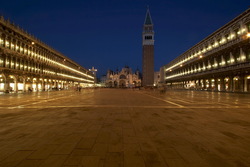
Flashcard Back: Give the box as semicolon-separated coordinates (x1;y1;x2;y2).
0;37;3;46
0;54;3;67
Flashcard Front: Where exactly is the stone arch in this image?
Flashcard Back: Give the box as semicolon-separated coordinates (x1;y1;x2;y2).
37;78;44;91
32;78;38;91
119;80;126;88
0;73;6;92
246;75;250;92
43;78;49;91
108;81;113;87
51;79;58;90
57;80;63;89
6;75;16;92
224;77;230;91
25;77;32;92
133;81;137;87
233;76;240;92
119;75;126;79
114;81;118;88
17;76;25;91
48;79;54;90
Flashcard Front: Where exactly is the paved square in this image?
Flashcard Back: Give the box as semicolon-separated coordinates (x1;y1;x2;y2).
0;89;250;167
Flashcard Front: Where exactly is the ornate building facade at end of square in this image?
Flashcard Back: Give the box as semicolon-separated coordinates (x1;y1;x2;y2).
106;66;141;88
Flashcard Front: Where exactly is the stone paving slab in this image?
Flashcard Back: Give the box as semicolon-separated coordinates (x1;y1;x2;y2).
0;89;250;167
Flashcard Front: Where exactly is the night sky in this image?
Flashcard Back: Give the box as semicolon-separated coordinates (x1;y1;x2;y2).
0;0;249;77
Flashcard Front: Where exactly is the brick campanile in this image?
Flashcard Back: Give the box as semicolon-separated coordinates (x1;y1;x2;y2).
142;7;154;86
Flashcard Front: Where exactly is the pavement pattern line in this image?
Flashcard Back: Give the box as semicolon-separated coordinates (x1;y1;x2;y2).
17;95;76;108
169;98;192;104
0;94;82;109
137;92;184;107
1;105;249;109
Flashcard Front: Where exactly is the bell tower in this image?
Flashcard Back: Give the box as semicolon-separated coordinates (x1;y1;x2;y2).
142;7;154;86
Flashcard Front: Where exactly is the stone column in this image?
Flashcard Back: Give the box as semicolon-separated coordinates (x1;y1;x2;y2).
239;75;244;92
229;76;233;92
186;81;189;88
195;80;198;89
23;79;26;92
244;76;248;92
202;79;206;90
220;77;225;91
61;82;64;90
208;79;212;90
36;82;38;92
42;80;45;91
14;80;18;92
198;79;201;90
214;79;218;91
4;79;9;93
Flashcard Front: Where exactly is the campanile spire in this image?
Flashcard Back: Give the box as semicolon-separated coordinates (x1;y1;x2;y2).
144;7;153;25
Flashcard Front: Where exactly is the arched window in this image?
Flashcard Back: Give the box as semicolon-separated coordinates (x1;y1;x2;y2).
120;75;126;79
0;54;3;67
0;34;3;46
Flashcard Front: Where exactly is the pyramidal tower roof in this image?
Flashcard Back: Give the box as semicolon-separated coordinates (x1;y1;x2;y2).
144;7;153;25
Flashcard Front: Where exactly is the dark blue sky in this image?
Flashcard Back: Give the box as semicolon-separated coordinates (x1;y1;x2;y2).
1;0;249;77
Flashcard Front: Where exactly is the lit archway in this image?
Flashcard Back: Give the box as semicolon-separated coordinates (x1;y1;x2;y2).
7;75;16;92
114;81;118;88
108;81;113;87
0;74;6;92
119;80;126;88
133;81;137;87
17;76;24;91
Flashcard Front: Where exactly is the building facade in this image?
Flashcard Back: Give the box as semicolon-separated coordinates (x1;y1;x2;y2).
154;71;161;86
106;66;141;88
142;8;154;86
0;16;94;93
162;8;250;92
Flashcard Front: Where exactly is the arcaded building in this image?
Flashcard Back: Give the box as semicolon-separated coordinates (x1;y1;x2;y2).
106;66;141;88
0;16;94;93
161;8;250;92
